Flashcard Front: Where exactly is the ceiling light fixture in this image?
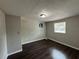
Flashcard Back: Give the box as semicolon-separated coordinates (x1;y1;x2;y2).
40;14;46;18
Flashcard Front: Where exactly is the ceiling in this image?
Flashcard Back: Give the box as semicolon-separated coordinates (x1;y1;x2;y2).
0;0;79;22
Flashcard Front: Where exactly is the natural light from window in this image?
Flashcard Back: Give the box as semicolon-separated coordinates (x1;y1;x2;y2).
54;22;66;33
51;49;67;59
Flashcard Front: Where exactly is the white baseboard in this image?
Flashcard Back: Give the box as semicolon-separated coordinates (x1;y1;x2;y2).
8;37;47;56
48;37;79;50
22;37;47;45
8;49;22;56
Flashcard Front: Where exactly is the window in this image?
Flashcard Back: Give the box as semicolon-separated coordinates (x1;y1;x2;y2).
54;22;66;33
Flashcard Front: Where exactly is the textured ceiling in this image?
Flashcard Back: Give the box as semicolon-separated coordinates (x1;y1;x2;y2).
0;0;79;22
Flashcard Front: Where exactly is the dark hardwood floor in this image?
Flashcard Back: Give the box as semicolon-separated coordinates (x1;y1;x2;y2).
7;39;79;59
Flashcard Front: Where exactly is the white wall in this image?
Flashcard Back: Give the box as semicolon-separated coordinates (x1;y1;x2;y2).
6;15;22;55
21;17;46;44
46;15;79;50
0;10;7;59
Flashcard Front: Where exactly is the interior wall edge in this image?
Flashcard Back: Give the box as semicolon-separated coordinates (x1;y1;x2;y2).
0;9;8;59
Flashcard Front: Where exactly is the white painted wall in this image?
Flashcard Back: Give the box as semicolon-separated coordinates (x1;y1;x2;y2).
46;15;79;50
0;10;7;59
21;17;46;44
6;15;22;55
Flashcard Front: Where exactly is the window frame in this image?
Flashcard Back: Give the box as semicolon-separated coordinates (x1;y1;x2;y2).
54;22;66;33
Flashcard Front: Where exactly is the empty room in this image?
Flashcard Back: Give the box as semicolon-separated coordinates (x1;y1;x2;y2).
0;0;79;59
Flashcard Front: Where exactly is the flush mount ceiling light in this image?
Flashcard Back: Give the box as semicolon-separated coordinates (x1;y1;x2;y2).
40;14;46;18
39;9;52;18
39;9;49;18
